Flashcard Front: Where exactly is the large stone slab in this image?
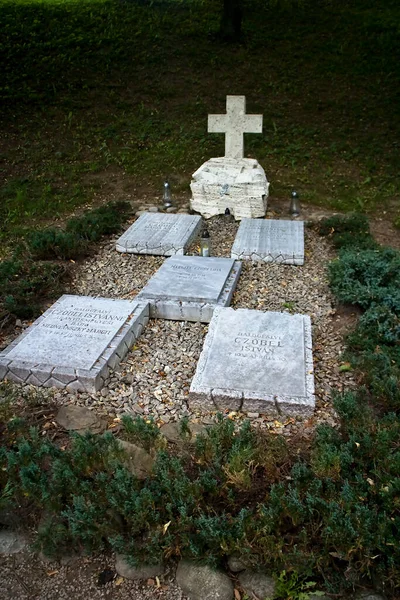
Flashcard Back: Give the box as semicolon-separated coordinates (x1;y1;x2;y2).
190;157;269;220
189;307;315;415
0;295;149;392
137;255;242;322
116;213;202;256
231;218;304;265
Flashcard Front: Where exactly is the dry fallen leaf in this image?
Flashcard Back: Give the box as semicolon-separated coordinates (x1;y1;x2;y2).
234;589;241;600
147;578;155;586
115;576;124;586
47;570;59;576
163;521;171;535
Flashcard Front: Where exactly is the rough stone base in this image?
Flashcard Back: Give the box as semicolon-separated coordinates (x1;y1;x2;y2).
190;157;269;220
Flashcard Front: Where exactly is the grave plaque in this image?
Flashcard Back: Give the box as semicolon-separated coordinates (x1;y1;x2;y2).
116;213;202;256
231;218;304;265
0;295;149;392
189;307;315;415
137;255;242;322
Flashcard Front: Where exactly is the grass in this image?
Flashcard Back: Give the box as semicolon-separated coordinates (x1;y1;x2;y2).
0;0;399;250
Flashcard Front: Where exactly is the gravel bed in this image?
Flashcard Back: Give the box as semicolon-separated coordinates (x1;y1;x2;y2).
0;550;187;600
2;210;358;436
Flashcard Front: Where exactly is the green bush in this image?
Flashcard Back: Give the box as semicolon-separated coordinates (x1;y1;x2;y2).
319;213;377;250
2;408;400;593
121;415;161;452
66;201;131;242
325;218;400;411
329;247;400;309
344;304;400;410
0;258;65;318
27;228;88;260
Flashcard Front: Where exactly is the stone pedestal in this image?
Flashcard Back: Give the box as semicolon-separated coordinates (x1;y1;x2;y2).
190;157;269;220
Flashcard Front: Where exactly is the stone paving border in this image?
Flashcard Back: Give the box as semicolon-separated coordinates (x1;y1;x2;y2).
0;296;149;393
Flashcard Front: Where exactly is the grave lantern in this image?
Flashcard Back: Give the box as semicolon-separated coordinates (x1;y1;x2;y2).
163;181;172;208
200;229;211;257
289;190;300;217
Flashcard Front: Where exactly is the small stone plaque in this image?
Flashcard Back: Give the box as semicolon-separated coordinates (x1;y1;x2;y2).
137;255;242;322
116;213;202;256
189;307;314;415
231;218;304;265
0;295;149;392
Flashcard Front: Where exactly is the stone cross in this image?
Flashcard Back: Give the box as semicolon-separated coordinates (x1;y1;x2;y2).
208;96;263;160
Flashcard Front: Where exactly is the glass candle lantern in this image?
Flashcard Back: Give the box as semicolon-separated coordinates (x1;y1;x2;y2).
163;181;172;208
289;190;300;216
200;229;211;257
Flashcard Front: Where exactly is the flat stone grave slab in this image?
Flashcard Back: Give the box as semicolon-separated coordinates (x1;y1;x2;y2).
0;295;149;392
137;255;242;322
116;213;202;256
231;218;304;265
189;307;314;415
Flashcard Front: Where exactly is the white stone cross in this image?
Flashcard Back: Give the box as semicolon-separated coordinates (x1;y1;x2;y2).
208;95;263;160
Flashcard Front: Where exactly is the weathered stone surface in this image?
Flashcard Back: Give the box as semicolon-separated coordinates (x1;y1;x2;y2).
0;296;149;392
238;570;276;600
176;560;234;600
190;157;269;220
116;213;202;256
0;530;27;555
115;554;163;580
56;405;106;434
208;95;263;160
189;307;315;415
227;554;246;572
137;255;241;322
231;218;304;265
118;440;155;479
160;421;207;443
